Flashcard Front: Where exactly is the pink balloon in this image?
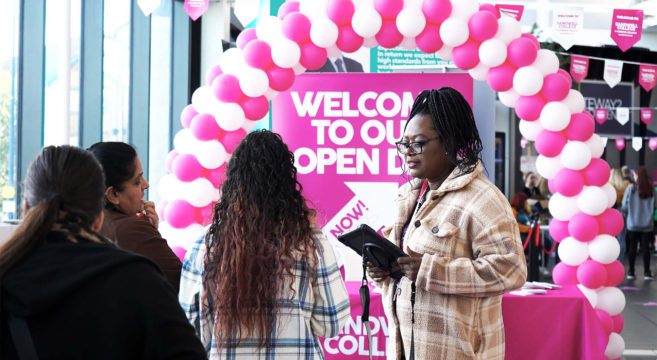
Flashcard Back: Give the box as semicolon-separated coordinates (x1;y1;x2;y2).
534;130;567;157
415;24;443;53
547;178;557;194
244;40;273;70
171;246;187;262
205;164;227;187
422;0;452;24
277;1;300;20
195;203;215;225
553;168;585;197
212;74;244;103
541;73;570;102
549;218;569;243
299;42;328;70
568;212;599;242
452;39;480;70
219;128;247;154
552;262;578;285
336;25;364;53
376;19;403;49
507;37;538;67
374;0;403;19
595;309;614;335
327;0;355;25
172;153;204;182
266;65;295;91
605;260;625;287
190;113;222;141
582;158;611;187
240;96;270;120
521;33;540;50
236;28;258;49
515;95;546;121
487;62;517;92
165;150;179;173
282;12;311;44
611;314;624;333
180;104;198;128
165;199;196;229
157;200;168;220
205;65;223;86
468;11;498;42
565;112;595;141
557;68;573;87
577;259;607;289
597;208;624;237
479;3;500;18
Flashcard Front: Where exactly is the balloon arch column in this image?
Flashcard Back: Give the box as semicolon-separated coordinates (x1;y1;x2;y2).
158;0;626;357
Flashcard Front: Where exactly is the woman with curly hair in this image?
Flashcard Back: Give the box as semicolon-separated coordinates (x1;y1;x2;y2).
179;130;350;358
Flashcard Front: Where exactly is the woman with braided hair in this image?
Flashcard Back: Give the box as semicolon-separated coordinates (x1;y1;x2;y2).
179;130;350;358
367;88;527;360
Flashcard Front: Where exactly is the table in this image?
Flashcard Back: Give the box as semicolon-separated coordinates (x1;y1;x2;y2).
321;282;607;360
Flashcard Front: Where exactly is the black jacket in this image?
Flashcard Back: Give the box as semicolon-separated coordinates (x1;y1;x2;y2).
0;234;206;359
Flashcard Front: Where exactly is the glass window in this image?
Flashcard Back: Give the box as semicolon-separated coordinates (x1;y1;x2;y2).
0;0;20;220
103;0;131;142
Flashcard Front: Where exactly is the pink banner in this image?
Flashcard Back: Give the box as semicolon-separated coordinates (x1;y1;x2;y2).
638;64;657;92
611;9;643;52
615;138;625;151
272;73;473;241
570;56;589;83
496;4;524;21
649;137;657;151
184;0;208;21
595;108;608;124
641;108;653;125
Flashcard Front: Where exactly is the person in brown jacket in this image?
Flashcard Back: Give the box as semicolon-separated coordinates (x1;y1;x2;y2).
89;142;182;292
368;88;527;360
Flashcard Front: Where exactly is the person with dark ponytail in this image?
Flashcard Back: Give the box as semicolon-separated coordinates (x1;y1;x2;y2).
179;130;350;358
0;145;205;359
88;142;182;292
367;88;527;360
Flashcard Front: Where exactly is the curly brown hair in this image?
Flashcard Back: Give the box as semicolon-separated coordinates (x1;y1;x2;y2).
202;130;318;350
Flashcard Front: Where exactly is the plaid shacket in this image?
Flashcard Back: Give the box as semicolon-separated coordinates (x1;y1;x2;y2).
179;227;350;359
376;162;527;360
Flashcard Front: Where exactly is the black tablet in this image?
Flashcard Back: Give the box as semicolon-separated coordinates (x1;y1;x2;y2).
337;224;408;280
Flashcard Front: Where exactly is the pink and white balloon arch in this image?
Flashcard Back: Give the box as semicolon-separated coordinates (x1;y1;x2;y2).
158;0;625;357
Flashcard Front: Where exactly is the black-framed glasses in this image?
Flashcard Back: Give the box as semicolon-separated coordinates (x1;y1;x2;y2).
395;137;440;155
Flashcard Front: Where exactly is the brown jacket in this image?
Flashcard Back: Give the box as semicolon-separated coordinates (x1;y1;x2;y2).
377;162;527;360
99;209;182;292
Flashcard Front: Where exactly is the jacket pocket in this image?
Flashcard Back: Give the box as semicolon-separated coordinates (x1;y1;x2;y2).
409;220;458;255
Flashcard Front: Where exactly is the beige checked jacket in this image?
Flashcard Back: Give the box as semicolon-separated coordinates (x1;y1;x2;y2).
376;162;527;360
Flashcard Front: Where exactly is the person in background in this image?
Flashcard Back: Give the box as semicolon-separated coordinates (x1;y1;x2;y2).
622;166;656;280
510;192;531;243
179;130;350;358
522;172;540;197
88;142;182;292
621;165;634;184
609;168;629;260
367;88;526;360
0;146;205;359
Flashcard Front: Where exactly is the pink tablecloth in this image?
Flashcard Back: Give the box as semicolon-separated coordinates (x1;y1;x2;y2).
321;282;607;360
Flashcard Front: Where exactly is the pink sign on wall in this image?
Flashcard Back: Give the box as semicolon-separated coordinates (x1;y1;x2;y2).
595;108;608;124
570;56;589;83
641;108;653;125
615;138;626;151
496;4;524;21
272;73;473;240
184;0;208;21
649;137;657;151
638;64;657;92
611;9;644;52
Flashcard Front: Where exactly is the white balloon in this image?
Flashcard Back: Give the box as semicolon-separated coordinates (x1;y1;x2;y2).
513;66;544;96
159;222;205;249
299;0;328;20
450;0;478;20
158;174;179;201
577;284;599;308
435;45;454;61
499;89;519;108
604;333;625;359
214;102;246;132
173;129;196;154
560;141;591;170
310;17;339;48
518;119;543;141
293;63;306;75
589;234;621;264
535;154;564;179
531;49;559;76
539;102;571;132
468;63;489;82
271;38;301;68
494;16;522;45
352;7;382;38
396;7;426;38
577;186;609;216
219;48;247;75
602;183;617;208
191;86;218;114
255;16;283;45
242;119;258;132
326;45;342;57
439;18;469;47
549;194;580;221
400;36;417;50
563;89;585;114
478;38;507;67
585;134;605;159
185;177;220;207
238;67;269;97
362;36;378;48
194;140;228;170
557;236;589;265
596;287;626;316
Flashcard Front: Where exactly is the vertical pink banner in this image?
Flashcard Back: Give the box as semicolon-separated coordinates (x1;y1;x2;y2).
184;0;208;21
595;108;608;124
615;138;626;151
495;4;524;21
638;64;657;92
611;9;644;52
641;108;653;125
570;55;589;83
648;137;657;151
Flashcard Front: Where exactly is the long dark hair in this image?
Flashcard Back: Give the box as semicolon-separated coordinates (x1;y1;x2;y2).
405;87;483;176
203;130;318;349
633;166;653;199
0;146;105;277
87;142;137;207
